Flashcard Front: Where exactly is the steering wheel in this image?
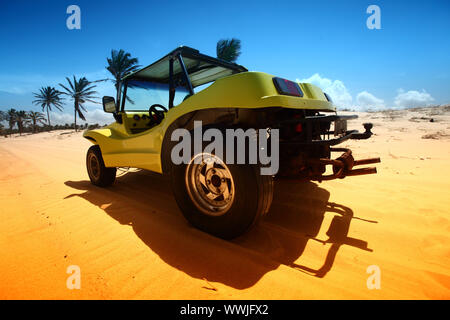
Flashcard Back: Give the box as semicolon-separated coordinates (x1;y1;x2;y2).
148;104;168;126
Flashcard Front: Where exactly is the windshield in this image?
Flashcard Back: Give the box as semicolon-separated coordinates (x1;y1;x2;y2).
124;79;189;111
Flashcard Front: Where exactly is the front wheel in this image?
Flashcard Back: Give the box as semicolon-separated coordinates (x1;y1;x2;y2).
171;152;273;239
86;145;116;187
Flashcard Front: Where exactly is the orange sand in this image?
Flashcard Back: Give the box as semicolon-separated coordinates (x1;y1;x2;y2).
1;106;449;299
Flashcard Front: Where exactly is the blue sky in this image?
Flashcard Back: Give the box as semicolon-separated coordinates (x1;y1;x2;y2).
0;0;449;123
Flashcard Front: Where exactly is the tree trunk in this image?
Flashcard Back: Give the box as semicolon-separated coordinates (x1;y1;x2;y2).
116;80;121;111
74;103;77;132
46;106;51;128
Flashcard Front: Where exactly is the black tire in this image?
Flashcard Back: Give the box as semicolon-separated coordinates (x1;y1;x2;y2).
170;130;274;239
86;145;116;187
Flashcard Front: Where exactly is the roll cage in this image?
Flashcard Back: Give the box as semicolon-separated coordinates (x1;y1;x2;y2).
120;46;248;110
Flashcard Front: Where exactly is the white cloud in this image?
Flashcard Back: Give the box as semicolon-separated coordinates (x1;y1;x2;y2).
355;91;385;111
49;108;114;126
48;111;73;125
296;74;438;111
394;89;435;108
84;108;114;125
297;73;353;108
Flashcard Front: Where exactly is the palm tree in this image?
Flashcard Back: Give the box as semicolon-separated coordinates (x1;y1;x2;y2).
216;38;242;63
106;49;140;104
28;111;47;133
15;110;30;136
32;86;64;127
0;110;5;134
6;108;17;137
59;76;98;132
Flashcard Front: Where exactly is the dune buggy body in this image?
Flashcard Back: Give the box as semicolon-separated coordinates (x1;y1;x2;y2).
83;46;379;238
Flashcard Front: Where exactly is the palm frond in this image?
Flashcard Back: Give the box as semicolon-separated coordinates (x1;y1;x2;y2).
106;49;140;101
216;38;242;63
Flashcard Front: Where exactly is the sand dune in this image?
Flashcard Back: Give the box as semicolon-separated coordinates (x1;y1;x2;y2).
1;106;449;299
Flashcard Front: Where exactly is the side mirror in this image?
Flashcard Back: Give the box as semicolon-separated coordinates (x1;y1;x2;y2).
102;96;117;113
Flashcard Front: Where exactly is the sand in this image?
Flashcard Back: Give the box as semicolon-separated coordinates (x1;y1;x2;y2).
1;106;449;299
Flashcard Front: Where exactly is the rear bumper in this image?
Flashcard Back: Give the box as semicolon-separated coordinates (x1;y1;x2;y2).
278;114;374;146
276;114;380;181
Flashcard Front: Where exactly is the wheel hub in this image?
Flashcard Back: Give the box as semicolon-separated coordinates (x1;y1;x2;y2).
206;168;227;194
185;153;235;216
88;153;100;180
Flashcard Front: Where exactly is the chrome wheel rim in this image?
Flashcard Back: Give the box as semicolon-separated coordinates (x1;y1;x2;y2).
185;153;235;216
88;153;100;180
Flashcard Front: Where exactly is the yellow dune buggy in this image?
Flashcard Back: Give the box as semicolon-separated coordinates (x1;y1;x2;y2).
84;46;379;239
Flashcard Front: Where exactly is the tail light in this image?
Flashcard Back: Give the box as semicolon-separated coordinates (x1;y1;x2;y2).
273;77;304;97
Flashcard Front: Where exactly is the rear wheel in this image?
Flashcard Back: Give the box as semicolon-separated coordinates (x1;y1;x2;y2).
171;151;273;239
86;145;116;187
